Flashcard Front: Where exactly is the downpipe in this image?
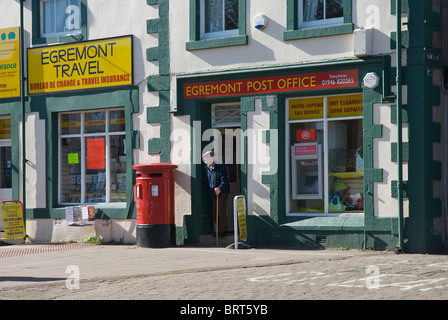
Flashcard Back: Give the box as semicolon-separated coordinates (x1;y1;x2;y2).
395;0;404;253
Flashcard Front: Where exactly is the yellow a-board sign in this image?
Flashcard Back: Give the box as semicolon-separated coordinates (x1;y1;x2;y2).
236;196;247;241
1;201;25;239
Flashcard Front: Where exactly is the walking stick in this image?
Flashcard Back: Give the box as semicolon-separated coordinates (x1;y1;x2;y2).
216;193;219;247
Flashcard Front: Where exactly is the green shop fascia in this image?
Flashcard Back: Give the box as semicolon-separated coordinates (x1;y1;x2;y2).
175;56;414;251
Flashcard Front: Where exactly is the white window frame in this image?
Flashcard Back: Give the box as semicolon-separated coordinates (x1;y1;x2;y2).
298;0;344;29
58;108;126;205
40;0;82;38
285;94;363;217
200;0;239;40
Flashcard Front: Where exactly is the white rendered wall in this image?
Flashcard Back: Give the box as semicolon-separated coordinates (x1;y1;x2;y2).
373;99;409;218
171;114;192;226
170;0;400;77
246;99;270;216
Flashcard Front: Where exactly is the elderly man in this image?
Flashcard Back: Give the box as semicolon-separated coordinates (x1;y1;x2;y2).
202;150;229;237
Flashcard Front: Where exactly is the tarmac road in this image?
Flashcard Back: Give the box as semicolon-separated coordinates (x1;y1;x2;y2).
1;243;448;304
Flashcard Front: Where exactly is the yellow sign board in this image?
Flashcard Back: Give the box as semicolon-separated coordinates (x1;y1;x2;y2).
0;27;20;99
289;94;363;120
28;36;133;95
1;201;25;239
0;118;11;139
328;94;363;118
289;97;324;120
236;196;247;241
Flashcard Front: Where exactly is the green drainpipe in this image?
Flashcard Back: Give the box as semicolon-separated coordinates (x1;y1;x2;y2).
396;0;404;253
20;0;26;234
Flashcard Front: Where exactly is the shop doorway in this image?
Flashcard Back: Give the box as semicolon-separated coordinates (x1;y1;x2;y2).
210;103;242;234
0;140;12;232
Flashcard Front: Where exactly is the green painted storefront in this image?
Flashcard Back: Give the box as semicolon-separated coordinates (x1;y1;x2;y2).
1;0;445;253
175;57;398;250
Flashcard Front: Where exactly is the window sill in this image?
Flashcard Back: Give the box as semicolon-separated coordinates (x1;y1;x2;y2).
33;33;85;45
280;215;364;231
186;35;248;51
283;23;353;41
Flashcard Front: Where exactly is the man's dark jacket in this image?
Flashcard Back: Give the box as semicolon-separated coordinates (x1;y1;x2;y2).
205;163;230;199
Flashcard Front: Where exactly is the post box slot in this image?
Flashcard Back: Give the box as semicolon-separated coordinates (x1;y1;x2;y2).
136;183;143;199
149;173;163;177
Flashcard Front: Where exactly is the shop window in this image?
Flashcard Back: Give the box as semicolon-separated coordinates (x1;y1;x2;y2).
0;118;11;190
287;94;363;215
32;0;86;44
59;109;127;205
186;0;247;51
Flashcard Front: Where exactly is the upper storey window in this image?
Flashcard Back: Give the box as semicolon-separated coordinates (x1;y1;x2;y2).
284;0;352;40
187;0;247;51
299;0;343;28
33;0;86;44
201;0;239;40
40;0;81;38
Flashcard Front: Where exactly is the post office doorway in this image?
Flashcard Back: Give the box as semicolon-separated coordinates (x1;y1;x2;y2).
211;102;242;234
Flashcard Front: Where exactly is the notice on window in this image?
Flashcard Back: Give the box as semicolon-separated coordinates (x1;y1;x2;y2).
328;94;363;118
289;94;363;120
289;97;324;120
295;144;317;157
68;153;79;164
87;138;105;170
0;201;25;239
0;118;11;139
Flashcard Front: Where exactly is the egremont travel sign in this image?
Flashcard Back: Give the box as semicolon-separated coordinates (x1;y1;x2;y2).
184;70;358;99
28;36;133;95
0;27;20;99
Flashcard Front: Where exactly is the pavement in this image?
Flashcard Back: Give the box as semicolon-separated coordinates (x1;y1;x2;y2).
0;241;370;288
1;240;448;306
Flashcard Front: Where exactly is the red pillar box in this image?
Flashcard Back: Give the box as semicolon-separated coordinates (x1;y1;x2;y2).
133;163;178;248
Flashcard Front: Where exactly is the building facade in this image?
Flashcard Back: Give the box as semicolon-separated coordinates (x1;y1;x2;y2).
0;0;446;253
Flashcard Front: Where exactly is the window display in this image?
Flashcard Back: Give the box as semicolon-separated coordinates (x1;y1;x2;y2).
59;109;126;205
287;94;363;214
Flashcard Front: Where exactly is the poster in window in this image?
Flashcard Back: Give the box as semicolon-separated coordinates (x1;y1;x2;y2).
328;94;363;118
87;138;105;170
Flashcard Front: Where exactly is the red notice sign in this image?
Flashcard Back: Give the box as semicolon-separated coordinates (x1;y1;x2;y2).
295;144;317;157
296;129;317;142
87;138;105;170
